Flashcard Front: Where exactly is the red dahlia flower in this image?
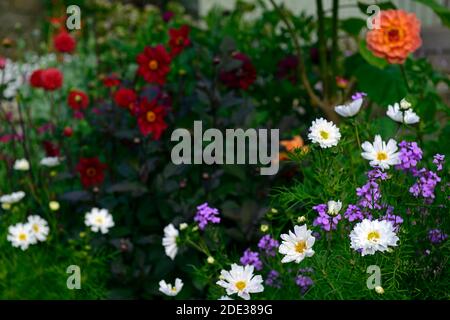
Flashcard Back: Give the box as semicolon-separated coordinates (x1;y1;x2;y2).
103;73;121;87
76;157;107;188
41;68;63;91
53;31;76;53
30;69;44;88
67;90;89;110
43;141;60;157
169;25;191;56
136;98;168;140
220;52;256;90
136;45;171;85
114;88;137;112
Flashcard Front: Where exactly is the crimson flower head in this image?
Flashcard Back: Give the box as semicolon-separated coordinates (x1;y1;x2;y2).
53;31;76;53
136;45;171;85
169;25;191;56
103;73;121;88
43;141;60;157
76;157;107;188
114;88;137;112
30;69;44;88
136;98;168;140
41;68;63;91
220;52;256;90
276;55;299;84
67;89;89;111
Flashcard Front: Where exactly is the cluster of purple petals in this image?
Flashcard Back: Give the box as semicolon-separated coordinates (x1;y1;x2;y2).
296;275;314;294
428;229;448;244
194;203;221;230
356;181;382;210
409;169;441;200
258;235;279;257
265;270;281;288
395;141;423;173
351;92;367;101
240;249;263;271
381;206;403;231
344;204;371;222
433;154;445;171
312;204;341;231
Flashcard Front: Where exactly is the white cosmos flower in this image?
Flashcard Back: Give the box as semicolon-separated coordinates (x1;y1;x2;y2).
13;158;30;171
162;223;179;260
350;219;399;256
361;135;400;170
84;208;115;234
278;224;315;264
7;223;36;250
27;215;49;242
40;157;60;167
308;118;341;148
386;103;420;124
159;278;183;296
218;295;234;300
327;200;342;215
0;191;25;204
216;264;264;300
334;98;363;117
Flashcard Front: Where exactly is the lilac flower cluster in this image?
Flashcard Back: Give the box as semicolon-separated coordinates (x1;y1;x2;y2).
312;204;341;231
351;92;367;100
194;203;221;230
265;270;281;288
395;141;423;173
258;235;279;257
381;206;403;231
428;229;448;244
409;169;441;200
296;275;314;294
344;204;370;222
433;154;445;171
240;249;263;271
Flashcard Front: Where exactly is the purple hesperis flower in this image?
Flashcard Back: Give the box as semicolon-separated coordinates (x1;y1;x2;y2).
409;169;441;200
356;181;382;209
265;270;281;288
381;206;403;231
396;141;423;172
344;204;365;222
296;275;314;294
312;204;342;231
194;202;221;230
433;154;445;171
351;92;367;101
258;235;279;257
428;229;448;244
240;248;263;271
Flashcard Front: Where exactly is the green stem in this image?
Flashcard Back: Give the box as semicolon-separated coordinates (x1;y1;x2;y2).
400;64;411;93
331;0;339;96
316;0;329;102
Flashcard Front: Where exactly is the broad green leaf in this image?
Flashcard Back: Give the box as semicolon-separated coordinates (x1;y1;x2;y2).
358;1;396;15
340;18;366;36
358;39;388;69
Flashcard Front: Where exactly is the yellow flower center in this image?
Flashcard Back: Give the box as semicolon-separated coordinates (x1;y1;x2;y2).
32;224;39;233
319;130;329;140
149;60;159;70
367;231;380;242
171;287;178;292
95;217;104;225
75;94;82;102
19;233;27;241
376;152;388;161
176;37;184;45
295;240;307;253
235;281;246;291
146;111;156;123
86;168;97;177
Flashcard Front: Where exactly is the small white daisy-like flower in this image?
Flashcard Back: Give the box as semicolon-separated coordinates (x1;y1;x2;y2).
386;103;419;124
279;224;316;264
13;158;30;171
7;223;36;250
327;200;342;216
308;118;341;148
216;264;264;300
40;157;60;167
84;208;115;234
361;135;400;170
218;295;233;300
162;223;179;260
27;215;50;242
0;191;25;205
159;278;183;296
350;219;399;256
334;98;363;117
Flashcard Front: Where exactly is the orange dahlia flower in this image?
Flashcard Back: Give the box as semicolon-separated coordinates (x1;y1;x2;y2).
366;10;422;64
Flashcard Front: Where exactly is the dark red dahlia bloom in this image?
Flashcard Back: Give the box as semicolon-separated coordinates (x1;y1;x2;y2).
169;25;191;56
67;90;89;111
114;88;137;111
76;157;107;188
219;52;256;90
162;11;174;23
43;141;60;157
276;55;299;84
103;74;121;87
53;31;76;53
136;98;168;140
41;68;63;91
136;45;171;85
30;69;44;88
